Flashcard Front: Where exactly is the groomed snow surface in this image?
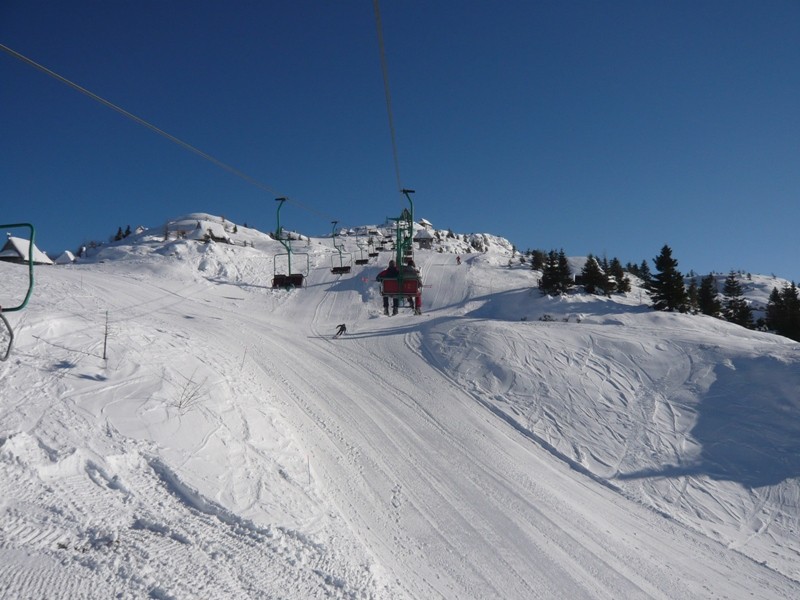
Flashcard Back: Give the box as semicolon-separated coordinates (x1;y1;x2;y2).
1;214;799;599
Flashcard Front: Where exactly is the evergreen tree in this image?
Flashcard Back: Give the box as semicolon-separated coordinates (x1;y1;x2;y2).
538;249;573;296
124;225;131;238
530;249;546;271
722;271;753;328
686;279;699;314
767;284;800;341
580;254;605;294
538;250;560;295
609;258;631;293
114;227;123;242
698;273;722;317
650;245;688;312
556;249;574;295
766;287;785;332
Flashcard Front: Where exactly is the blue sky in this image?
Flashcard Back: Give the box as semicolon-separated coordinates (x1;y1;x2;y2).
2;1;799;281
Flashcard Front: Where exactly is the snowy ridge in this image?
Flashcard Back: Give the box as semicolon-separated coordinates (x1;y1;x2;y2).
1;213;799;599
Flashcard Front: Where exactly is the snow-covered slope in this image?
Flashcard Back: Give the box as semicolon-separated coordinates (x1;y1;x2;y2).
1;214;798;599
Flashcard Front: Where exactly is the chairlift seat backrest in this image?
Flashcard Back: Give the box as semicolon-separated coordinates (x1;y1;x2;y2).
381;278;420;296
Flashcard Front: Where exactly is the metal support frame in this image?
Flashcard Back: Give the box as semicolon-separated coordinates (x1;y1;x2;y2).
330;221;352;274
0;222;35;360
272;199;309;288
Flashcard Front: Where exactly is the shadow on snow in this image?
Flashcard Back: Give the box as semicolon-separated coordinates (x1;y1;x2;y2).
619;355;800;488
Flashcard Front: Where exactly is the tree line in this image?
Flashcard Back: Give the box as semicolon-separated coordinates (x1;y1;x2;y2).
532;249;632;297
527;244;800;343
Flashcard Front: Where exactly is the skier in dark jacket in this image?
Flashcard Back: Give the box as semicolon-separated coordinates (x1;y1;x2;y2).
404;257;422;315
376;260;400;315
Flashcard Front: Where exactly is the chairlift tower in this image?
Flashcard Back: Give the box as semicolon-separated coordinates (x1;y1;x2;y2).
378;189;423;315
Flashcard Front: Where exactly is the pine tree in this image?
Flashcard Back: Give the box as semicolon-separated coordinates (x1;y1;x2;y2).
698;274;722;317
766;287;785;332
686;279;699;314
538;250;560;295
124;225;131;238
530;249;546;271
580;254;605;294
722;271;753;328
650;245;688;312
783;284;800;340
556;250;574;295
538;249;573;296
767;284;800;341
609;258;630;293
114;227;123;242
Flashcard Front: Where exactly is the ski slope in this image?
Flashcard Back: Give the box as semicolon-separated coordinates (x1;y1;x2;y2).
1;215;799;599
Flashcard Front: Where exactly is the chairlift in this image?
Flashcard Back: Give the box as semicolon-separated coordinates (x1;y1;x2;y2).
366;236;380;259
330;221;352;275
0;223;36;361
377;190;423;315
272;272;306;288
354;240;370;266
272;199;309;289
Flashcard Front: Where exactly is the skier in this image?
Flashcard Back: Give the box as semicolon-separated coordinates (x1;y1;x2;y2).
403;257;422;315
456;255;461;265
376;260;400;315
334;323;347;338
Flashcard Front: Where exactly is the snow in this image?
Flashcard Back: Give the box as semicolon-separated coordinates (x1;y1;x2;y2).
1;213;799;599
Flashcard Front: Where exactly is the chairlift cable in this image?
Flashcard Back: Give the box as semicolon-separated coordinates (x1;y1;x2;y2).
0;43;335;224
372;0;404;194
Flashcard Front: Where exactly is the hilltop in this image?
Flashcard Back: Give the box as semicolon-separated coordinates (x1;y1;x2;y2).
1;214;799;599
